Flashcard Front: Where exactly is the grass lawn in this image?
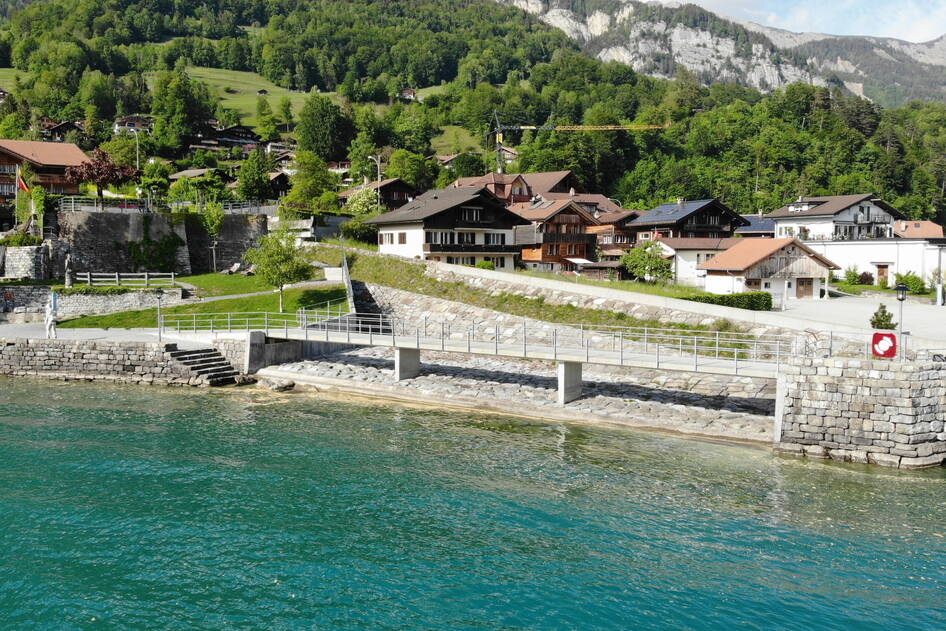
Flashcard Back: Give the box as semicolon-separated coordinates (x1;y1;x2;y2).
431;125;483;155
514;269;709;300
833;282;935;299
305;246;741;333
316;237;378;251
60;285;346;329
0;68;25;91
176;269;324;297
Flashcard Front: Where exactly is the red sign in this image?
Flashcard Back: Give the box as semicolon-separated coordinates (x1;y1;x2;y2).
872;332;897;358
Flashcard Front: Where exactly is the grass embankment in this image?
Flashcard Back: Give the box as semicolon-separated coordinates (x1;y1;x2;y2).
431;125;482;155
305;246;739;333
514;269;709;300
318;237;378;251
59;286;346;329
176;269;325;298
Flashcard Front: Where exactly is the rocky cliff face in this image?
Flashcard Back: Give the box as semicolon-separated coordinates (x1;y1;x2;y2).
496;0;946;107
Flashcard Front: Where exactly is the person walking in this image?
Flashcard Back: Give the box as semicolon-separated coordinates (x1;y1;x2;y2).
44;292;58;340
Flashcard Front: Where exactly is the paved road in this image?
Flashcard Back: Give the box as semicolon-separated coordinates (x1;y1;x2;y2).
0;324;205;349
783;295;945;344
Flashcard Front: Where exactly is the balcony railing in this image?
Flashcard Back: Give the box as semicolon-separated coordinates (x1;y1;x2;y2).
423;243;520;253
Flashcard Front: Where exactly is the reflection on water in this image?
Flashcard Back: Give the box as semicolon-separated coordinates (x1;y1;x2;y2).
0;379;943;631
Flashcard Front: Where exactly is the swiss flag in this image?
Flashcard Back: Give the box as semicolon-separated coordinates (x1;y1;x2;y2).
872;332;897;359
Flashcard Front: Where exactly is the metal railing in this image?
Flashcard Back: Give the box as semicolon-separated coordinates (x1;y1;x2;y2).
59;197;149;213
159;309;799;375
77;271;176;287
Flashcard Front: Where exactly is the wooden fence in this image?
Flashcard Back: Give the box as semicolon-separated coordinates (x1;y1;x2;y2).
76;272;176;287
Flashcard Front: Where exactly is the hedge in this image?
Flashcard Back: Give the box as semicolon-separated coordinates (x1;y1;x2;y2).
685;291;773;311
53;286;135;296
0;234;43;247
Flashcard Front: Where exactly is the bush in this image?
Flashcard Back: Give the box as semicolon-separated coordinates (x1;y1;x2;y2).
54;285;134;296
844;266;860;284
895;271;926;294
685;291;773;311
0;234;43;247
858;271;874;285
870;304;896;330
475;260;495;270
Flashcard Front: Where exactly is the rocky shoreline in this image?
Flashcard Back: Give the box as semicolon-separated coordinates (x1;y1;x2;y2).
258;347;776;444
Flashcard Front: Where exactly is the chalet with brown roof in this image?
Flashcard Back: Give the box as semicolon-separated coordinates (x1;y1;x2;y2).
629;198;748;241
519;170;583;195
586;209;642;252
894;220;943;240
0;140;89;199
767;193;903;241
509;199;600;272
113;115;154;135
698;237;839;303
338;178;417;209
450;173;532;204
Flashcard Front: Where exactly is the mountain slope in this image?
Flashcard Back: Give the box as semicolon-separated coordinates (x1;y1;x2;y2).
496;0;946;107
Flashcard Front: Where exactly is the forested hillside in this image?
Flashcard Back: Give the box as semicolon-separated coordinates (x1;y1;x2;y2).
0;0;943;222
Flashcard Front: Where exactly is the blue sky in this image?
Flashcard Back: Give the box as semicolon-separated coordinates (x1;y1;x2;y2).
669;0;946;42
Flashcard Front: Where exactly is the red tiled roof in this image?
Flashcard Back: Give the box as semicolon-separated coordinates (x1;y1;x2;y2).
698;238;839;271
894;220;943;239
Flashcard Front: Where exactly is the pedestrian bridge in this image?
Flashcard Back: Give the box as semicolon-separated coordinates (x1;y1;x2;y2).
161;306;797;404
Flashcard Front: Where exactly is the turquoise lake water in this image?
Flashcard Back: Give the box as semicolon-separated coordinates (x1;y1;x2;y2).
0;379;944;630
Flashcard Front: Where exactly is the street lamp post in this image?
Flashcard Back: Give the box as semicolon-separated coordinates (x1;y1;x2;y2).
155;288;165;343
130;129;141;171
895;282;908;360
367;155;382;206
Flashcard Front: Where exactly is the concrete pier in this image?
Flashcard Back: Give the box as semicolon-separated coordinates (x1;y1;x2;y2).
395;347;421;380
557;361;583;405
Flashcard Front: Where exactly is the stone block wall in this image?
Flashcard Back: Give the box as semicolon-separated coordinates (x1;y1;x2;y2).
2;246;47;279
184;213;268;274
775;357;946;468
0;338;210;386
0;285;186;317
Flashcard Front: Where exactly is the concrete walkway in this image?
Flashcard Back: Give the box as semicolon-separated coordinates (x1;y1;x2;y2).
0;324;205;348
784;295;946;344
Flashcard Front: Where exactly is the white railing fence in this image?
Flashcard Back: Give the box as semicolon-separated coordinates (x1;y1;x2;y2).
77;271;176;287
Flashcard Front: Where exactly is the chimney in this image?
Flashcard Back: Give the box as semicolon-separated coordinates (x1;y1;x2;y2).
569;187;575;197
676;197;685;208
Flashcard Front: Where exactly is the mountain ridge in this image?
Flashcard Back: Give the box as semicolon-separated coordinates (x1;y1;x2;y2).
495;0;946;107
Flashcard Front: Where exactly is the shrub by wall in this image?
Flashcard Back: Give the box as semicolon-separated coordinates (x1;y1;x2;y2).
55;286;134;296
685;291;773;311
0;234;42;247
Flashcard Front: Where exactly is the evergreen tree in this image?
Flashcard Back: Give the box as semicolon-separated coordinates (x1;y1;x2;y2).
236;149;272;201
297;93;350;159
281;151;338;218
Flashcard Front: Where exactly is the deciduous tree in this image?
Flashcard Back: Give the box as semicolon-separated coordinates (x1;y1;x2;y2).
243;230;311;312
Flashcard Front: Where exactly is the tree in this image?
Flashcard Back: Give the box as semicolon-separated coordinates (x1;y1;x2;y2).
339;187;384;243
621;241;672;282
65;149;137;199
200;200;226;271
236;148;271;201
243;230;311;312
278;96;293;132
280;151;338;218
255;95;279;141
386;149;435;190
100;135;140;168
870;304;896;330
296;93;349;159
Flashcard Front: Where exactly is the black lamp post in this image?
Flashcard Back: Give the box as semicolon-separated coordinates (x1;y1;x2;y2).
895;282;908;360
155;288;165;343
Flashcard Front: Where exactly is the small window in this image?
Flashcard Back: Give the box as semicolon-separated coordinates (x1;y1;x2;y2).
787;281;792;288
763;282;771;289
398;232;406;245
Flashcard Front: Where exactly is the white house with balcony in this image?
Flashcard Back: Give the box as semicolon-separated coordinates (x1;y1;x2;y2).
767;193;902;241
364;186;529;269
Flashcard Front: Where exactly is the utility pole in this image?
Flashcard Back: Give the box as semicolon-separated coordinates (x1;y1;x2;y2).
368;155;382;206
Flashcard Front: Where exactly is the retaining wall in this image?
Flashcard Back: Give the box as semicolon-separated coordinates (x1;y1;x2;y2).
0;338;207;386
0;285;187;317
775;357;946;468
2;246;46;279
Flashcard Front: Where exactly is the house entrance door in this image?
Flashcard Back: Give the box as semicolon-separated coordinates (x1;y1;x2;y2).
797;278;813;298
876;265;889;287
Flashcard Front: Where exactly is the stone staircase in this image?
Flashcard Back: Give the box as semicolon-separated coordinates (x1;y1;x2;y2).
169;348;241;386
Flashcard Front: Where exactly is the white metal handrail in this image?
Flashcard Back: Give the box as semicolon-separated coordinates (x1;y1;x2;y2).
159;309;799;372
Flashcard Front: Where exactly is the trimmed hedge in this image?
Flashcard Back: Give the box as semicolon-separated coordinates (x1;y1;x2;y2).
685;291;773;311
54;286;135;296
0;234;43;247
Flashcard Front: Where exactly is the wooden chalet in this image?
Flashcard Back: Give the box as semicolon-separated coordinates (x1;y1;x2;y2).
628;198;748;240
339;178;418;209
509;199;600;272
0;140;89;199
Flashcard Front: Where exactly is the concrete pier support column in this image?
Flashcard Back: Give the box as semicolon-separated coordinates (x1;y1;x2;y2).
245;331;266;374
395;347;420;381
557;361;582;405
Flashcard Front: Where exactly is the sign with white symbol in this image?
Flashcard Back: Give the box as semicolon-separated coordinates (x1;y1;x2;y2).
871;332;897;359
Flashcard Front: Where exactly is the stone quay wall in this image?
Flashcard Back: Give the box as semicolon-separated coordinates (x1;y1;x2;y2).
0;285;186;317
0;338;211;386
775;357;946;468
357;282;775;404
